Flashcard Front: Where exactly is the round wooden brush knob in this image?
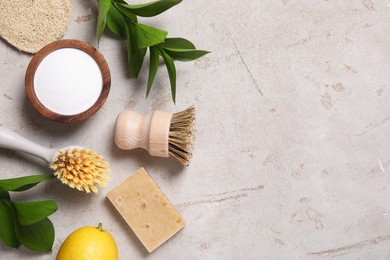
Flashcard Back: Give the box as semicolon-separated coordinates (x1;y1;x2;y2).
115;110;173;157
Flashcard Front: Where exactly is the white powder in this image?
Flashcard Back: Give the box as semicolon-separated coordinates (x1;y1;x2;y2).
34;48;103;116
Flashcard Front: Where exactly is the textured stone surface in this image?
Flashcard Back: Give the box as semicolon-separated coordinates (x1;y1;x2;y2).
1;0;390;258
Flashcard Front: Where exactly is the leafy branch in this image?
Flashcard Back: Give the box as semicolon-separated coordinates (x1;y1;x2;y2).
97;0;209;103
0;175;57;252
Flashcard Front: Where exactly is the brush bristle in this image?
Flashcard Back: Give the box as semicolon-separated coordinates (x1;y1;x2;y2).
50;148;110;193
169;105;196;166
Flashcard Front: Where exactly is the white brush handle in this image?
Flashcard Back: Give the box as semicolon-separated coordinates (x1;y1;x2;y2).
114;110;172;157
0;126;55;163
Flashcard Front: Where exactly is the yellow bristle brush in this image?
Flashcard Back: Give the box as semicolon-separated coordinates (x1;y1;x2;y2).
0;126;110;193
114;105;196;166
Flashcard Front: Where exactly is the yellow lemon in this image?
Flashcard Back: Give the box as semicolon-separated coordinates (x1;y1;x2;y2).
56;223;118;260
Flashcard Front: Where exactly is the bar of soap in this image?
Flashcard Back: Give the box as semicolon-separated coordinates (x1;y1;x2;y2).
107;167;185;252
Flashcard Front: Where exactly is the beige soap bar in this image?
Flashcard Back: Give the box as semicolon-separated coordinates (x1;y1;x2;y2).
107;167;185;252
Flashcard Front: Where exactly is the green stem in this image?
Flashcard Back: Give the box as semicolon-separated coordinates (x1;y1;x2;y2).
97;222;103;231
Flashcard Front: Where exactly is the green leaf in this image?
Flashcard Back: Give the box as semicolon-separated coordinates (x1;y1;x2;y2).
159;37;196;49
134;23;167;49
12;200;58;226
0;174;53;192
0;200;20;248
147;46;160;97
160;49;177;103
16;218;55;252
163;48;209;62
125;22;147;77
97;0;111;43
114;2;138;22
118;0;182;17
0;190;10;200
106;4;126;38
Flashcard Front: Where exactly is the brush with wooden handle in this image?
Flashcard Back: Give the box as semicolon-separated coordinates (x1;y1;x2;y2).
115;106;195;166
0;126;110;193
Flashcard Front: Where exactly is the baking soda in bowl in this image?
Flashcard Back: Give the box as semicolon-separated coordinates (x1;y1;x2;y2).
25;40;111;123
34;48;103;116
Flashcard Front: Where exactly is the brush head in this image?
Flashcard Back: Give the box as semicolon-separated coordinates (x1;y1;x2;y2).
114;106;196;166
50;147;110;193
169;106;196;166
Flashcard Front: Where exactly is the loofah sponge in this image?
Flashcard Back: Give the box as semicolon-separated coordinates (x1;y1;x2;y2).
0;0;71;54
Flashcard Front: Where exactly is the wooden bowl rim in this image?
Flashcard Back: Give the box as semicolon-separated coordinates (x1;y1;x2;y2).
25;39;111;124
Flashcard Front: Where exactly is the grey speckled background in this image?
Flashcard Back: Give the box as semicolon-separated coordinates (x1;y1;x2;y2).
1;0;390;259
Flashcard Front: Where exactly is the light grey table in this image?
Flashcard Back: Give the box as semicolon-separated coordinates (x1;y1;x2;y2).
1;0;390;259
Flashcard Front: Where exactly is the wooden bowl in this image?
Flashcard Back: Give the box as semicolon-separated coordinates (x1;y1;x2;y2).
25;39;111;124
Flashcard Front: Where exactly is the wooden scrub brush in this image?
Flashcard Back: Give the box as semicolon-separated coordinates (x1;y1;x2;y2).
0;126;110;193
115;106;196;166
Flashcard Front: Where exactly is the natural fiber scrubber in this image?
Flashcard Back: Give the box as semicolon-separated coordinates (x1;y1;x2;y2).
0;0;70;53
115;106;196;166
